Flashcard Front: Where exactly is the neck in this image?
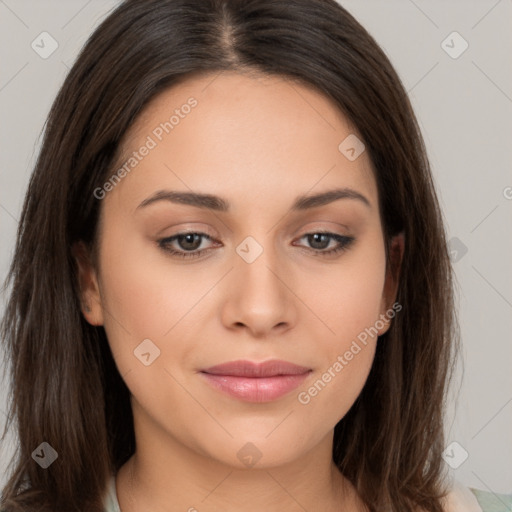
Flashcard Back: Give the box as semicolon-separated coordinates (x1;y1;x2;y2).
115;402;365;512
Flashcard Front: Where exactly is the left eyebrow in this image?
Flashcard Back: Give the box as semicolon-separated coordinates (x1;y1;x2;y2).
136;187;371;212
291;188;371;210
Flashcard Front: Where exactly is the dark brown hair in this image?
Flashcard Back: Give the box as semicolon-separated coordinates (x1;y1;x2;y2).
1;0;459;510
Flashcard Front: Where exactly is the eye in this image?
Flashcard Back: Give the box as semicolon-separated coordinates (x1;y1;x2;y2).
293;231;355;256
158;232;218;260
157;230;355;260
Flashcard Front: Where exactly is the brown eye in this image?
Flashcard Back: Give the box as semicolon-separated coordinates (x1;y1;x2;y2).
295;232;355;256
158;232;217;259
174;233;203;251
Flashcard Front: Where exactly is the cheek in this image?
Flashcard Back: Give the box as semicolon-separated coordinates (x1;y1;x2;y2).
96;224;213;383
296;341;376;430
96;236;208;417
294;238;385;417
308;240;387;348
98;227;214;335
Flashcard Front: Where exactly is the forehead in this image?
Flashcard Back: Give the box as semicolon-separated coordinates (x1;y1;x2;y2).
108;70;378;215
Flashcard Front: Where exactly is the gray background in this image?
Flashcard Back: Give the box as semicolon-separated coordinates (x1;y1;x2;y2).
1;0;511;496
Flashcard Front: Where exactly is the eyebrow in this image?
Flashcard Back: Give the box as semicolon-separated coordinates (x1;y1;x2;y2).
136;187;371;212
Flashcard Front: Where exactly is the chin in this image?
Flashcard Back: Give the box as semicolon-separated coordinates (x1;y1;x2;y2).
199;434;314;471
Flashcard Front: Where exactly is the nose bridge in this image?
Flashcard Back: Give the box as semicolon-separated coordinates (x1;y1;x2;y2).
234;233;285;299
223;232;293;333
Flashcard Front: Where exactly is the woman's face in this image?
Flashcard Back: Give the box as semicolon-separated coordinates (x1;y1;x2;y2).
78;71;402;469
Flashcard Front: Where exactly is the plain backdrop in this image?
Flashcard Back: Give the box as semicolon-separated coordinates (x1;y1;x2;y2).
0;0;511;495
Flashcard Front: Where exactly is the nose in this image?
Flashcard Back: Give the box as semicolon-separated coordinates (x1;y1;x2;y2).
220;240;297;338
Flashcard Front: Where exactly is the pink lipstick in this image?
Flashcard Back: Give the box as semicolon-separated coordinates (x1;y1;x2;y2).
200;360;312;402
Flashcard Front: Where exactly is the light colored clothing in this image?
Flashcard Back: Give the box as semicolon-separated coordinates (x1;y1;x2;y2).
468;487;512;512
102;473;512;512
103;474;121;512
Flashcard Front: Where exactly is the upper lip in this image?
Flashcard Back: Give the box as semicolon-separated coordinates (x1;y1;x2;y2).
201;359;312;377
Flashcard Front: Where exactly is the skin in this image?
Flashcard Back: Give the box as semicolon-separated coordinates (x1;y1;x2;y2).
75;70;404;512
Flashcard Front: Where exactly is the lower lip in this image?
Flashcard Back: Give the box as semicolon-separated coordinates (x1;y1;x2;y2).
200;372;311;402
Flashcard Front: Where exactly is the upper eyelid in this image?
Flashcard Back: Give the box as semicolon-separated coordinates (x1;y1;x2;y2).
155;217;352;238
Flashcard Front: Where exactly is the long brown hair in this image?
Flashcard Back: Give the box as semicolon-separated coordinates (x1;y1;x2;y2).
0;1;459;510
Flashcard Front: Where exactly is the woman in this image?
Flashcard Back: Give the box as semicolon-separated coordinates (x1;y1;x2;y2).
0;0;498;510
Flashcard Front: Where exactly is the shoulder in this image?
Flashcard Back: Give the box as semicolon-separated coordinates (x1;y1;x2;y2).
441;480;483;512
440;479;512;512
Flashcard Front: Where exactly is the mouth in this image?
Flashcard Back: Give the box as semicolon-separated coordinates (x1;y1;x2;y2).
199;359;312;403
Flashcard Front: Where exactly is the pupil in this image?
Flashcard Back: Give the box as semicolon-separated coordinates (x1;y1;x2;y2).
180;234;200;250
310;233;329;249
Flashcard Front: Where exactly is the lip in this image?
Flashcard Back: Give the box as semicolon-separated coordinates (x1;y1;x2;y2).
199;360;312;403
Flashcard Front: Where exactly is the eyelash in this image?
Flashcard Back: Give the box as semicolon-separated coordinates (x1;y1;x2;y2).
157;231;355;260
